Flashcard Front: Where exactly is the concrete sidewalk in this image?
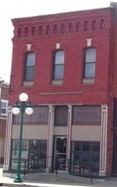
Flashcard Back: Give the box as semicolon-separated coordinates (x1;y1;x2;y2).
1;168;117;187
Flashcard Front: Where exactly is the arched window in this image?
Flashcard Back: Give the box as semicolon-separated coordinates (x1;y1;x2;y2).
83;48;96;78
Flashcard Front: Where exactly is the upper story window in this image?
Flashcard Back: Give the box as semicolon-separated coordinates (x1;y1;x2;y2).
24;52;36;81
83;48;96;79
1;99;8;116
53;50;65;80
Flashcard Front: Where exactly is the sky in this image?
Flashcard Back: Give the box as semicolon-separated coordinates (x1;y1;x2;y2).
0;0;114;83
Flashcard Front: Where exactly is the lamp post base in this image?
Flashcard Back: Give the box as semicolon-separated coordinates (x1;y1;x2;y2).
14;175;23;183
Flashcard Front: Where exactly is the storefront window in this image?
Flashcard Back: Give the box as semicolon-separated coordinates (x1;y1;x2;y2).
71;141;100;176
10;139;47;172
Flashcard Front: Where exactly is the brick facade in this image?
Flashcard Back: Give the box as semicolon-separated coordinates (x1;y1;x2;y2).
4;5;117;177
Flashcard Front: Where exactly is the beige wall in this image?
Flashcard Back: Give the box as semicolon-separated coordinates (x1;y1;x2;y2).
0;137;5;158
71;125;100;141
12;125;100;141
12;125;48;139
54;127;67;135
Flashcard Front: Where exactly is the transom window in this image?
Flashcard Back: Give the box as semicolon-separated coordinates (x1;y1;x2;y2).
72;105;101;125
53;50;64;80
84;48;96;78
54;106;68;126
24;52;36;81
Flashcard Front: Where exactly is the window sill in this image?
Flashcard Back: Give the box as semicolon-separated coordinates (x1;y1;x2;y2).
23;81;34;87
52;80;63;86
82;78;95;84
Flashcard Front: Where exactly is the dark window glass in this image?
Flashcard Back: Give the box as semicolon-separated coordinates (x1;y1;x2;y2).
24;53;35;81
13;106;48;125
84;48;96;78
72;106;101;125
54;106;68;126
1;101;8;115
10;139;47;171
71;141;100;176
53;51;64;80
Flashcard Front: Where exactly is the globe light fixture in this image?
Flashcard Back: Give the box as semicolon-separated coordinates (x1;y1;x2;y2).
12;93;33;183
25;107;33;115
12;107;20;115
19;93;28;102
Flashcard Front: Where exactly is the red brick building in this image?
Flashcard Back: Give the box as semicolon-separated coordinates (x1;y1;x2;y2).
3;3;117;177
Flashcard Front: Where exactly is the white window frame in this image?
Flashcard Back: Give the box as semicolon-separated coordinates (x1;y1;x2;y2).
1;99;8;116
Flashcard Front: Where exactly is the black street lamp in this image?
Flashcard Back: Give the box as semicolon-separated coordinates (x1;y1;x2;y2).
12;93;33;183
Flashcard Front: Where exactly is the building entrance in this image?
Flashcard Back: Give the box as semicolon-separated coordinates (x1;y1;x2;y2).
53;136;67;171
112;133;117;175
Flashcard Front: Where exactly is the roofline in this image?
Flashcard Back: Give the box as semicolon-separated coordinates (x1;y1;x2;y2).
12;7;111;23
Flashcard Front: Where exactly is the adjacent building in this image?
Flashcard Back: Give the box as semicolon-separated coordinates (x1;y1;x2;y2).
3;3;117;177
0;81;9;163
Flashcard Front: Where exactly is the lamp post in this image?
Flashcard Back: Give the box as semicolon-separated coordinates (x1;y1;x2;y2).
12;93;33;183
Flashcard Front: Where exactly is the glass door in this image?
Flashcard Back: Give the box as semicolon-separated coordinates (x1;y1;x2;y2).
54;136;67;171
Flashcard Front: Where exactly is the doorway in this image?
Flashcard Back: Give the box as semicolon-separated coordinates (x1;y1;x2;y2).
112;134;117;175
53;136;67;171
